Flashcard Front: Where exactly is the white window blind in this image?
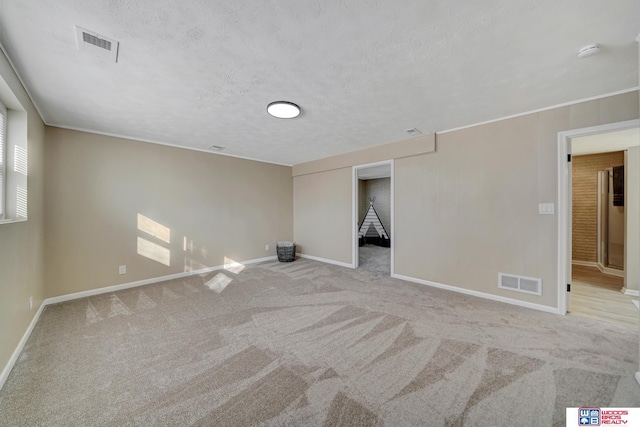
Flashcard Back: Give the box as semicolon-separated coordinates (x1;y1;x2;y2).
0;101;6;218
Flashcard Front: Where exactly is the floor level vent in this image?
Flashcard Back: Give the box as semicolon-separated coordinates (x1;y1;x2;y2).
498;273;542;296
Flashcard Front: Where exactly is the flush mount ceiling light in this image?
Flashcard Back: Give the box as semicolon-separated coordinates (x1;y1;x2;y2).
577;43;600;58
267;101;301;119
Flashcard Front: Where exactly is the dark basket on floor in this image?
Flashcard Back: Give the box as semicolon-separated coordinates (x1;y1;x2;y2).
277;242;296;262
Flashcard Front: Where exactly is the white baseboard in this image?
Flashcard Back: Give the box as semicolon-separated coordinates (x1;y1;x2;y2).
298;253;354;269
571;260;597;267
596;263;625;278
391;273;560;315
622;287;640;297
45;256;277;305
0;301;47;391
1;255;277;391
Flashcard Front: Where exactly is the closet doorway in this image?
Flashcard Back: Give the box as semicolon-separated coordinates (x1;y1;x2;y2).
568;126;639;328
352;161;393;276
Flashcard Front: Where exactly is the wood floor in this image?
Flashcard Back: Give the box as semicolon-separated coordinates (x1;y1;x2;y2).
570;265;638;329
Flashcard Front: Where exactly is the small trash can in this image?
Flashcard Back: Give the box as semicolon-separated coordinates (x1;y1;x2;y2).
277;241;296;262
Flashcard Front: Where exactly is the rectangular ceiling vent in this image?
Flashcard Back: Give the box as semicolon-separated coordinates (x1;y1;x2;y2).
405;128;422;136
82;32;112;51
498;273;542;296
75;26;119;62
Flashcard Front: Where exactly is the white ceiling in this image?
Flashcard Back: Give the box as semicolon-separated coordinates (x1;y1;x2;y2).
0;1;638;166
572;127;640;156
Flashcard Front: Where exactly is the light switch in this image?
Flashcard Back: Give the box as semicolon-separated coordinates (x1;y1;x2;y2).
538;203;555;215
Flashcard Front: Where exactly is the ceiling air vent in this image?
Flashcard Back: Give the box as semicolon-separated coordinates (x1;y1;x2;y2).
75;26;119;62
82;32;112;51
405;128;422;136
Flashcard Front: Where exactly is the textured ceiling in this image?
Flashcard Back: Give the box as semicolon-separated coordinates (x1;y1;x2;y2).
0;0;638;166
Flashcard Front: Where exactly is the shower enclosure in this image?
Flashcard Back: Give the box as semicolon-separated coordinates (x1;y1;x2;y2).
597;167;624;272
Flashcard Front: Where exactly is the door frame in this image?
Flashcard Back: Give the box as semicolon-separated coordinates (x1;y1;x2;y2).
557;119;639;315
352;159;394;274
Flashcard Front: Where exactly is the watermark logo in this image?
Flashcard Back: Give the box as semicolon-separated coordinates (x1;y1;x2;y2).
568;408;638;426
578;408;600;426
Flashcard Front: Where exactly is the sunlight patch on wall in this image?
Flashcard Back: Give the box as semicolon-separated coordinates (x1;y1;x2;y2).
184;257;207;273
16;186;27;218
224;257;246;274
183;235;211;273
13;145;27;176
138;213;170;243
137;237;171;266
205;272;232;293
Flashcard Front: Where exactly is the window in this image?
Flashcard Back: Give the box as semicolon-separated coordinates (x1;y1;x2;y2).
0;97;28;223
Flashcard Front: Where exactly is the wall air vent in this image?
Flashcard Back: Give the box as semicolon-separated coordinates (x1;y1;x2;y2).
498;273;542;296
75;26;119;62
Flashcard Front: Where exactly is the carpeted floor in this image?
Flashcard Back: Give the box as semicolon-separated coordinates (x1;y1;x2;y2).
1;258;638;426
358;244;390;276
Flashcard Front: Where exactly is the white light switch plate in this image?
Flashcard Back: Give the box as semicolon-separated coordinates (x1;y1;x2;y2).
538;203;555;215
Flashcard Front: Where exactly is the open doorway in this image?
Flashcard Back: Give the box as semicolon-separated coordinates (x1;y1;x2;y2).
353;161;393;275
559;122;639;328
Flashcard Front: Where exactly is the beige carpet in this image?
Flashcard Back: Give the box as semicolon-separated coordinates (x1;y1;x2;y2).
1;258;638;426
358;244;390;276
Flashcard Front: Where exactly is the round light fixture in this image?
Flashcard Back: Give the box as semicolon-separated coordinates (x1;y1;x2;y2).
267;101;301;119
577;43;600;59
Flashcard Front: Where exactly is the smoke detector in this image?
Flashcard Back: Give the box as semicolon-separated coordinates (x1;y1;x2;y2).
76;26;119;62
577;44;600;59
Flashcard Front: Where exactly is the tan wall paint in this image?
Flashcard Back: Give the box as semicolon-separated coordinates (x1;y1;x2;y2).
44;127;293;297
394;92;638;308
293;168;352;264
625;146;639;292
358;180;367;225
0;51;46;375
572;152;625;263
292;91;637;309
636;38;640;381
293;134;435;176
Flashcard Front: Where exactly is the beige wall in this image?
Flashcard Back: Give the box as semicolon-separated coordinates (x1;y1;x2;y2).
293;134;435;265
44;128;293;297
293;168;352;264
0;50;45;376
395;92;637;309
358;180;367;226
293;133;435;176
572;151;625;263
292;91;638;309
625;146;640;293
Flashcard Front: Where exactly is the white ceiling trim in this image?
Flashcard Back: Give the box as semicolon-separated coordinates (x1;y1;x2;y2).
2;1;638;166
437;86;639;135
0;40;46;123
47;123;294;167
1;34;638;168
21;84;640;168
